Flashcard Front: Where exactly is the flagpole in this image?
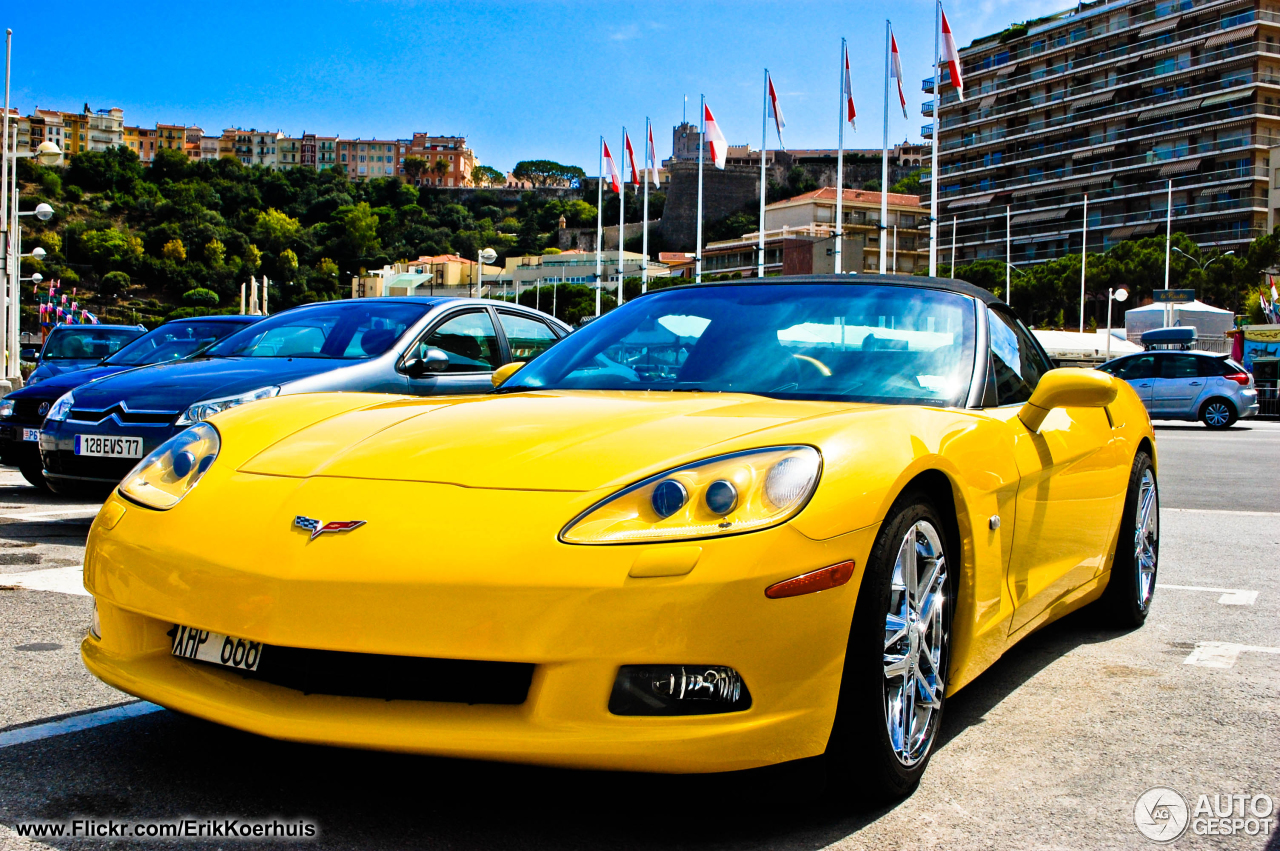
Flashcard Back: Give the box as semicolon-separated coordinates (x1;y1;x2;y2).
835;38;846;275
880;21;891;275
759;68;768;279
951;215;957;275
596;135;603;317
642;117;651;294
618;127;626;306
929;0;941;278
697;94;705;284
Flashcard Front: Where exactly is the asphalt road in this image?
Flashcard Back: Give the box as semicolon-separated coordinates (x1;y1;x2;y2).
1;420;1278;851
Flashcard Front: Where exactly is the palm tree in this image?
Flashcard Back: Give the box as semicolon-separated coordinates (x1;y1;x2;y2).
432;157;450;185
402;156;427;185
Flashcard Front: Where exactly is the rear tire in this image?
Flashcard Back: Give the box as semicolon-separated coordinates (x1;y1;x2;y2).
824;490;954;804
1199;398;1236;429
1098;451;1159;628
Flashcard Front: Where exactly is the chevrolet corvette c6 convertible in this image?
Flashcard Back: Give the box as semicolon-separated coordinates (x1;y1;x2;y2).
82;276;1159;800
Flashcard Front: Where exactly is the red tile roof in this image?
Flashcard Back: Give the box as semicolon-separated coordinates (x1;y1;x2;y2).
771;187;921;207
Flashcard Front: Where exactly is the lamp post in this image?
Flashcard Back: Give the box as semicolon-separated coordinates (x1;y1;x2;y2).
1106;286;1129;361
1171;246;1234;274
1003;262;1026;307
477;247;497;299
5;141;61;386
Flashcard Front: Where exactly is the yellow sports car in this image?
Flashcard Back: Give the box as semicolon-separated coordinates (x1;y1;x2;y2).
82;276;1158;800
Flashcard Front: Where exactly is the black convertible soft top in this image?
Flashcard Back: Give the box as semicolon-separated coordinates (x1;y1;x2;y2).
649;274;1003;307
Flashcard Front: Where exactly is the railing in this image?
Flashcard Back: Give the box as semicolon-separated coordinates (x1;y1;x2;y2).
1258;379;1279;417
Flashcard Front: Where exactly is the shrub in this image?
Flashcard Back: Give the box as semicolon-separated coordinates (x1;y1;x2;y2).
182;287;219;307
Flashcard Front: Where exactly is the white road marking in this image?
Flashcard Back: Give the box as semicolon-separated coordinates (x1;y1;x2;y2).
1159;584;1259;605
0;701;164;750
1184;641;1280;669
0;565;87;596
0;508;100;520
1164;508;1280;518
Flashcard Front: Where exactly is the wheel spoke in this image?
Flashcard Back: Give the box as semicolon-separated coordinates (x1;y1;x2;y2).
885;613;908;648
884;652;909;679
915;670;941;709
900;529;918;603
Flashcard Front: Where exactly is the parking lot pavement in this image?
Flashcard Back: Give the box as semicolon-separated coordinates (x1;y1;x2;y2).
0;425;1278;851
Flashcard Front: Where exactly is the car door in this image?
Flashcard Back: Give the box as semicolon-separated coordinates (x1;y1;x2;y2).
1103;354;1155;410
982;307;1128;636
400;308;503;396
1150;353;1203;418
495;309;562;365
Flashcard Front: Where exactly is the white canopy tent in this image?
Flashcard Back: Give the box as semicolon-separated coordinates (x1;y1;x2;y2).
1033;329;1142;362
1123;300;1234;339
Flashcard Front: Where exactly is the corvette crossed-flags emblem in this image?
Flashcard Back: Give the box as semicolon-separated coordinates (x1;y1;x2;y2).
293;516;367;541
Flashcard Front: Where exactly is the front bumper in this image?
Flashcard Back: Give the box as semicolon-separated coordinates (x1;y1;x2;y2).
0;420;44;467
40;419;177;485
83;475;876;773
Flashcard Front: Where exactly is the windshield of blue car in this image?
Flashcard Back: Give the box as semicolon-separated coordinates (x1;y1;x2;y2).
502;284;978;406
103;320;251;366
203;302;430;359
41;328;142;360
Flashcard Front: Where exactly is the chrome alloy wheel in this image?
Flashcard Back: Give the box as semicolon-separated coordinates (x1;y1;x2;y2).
1134;468;1159;612
1203;401;1232;427
883;520;948;767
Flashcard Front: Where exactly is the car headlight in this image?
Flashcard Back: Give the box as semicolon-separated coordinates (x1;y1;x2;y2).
0;399;13;418
46;391;75;422
561;446;822;545
118;423;221;510
175;386;279;425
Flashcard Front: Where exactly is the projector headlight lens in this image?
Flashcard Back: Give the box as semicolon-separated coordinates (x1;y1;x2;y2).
118;423;220;510
609;665;752;716
560;446;821;545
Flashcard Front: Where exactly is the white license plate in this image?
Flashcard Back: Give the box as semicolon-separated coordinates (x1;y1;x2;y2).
22;428;39;442
170;625;264;671
74;435;143;458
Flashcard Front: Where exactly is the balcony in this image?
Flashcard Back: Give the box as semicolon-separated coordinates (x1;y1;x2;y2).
922;77;935;93
922;102;933;117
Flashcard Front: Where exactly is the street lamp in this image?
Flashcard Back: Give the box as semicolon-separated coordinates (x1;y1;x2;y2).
1004;262;1026;305
476;247;497;299
19;272;41;284
24;246;44;261
1105;287;1129;361
1171;246;1234;274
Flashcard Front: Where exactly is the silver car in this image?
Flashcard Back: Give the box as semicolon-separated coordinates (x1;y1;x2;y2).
1097;350;1260;428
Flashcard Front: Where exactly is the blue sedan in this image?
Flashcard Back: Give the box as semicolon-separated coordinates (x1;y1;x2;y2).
0;315;262;489
26;324;146;385
38;297;568;495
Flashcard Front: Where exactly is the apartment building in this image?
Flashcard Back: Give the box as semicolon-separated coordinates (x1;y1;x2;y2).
85;108;124;153
156;123;186;153
278;136;302;169
926;0;1279;266
29;110;65;162
404;133;475;186
338;139;402;180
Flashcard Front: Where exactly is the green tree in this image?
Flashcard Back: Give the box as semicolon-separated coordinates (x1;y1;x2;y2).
243;244;262;274
432;158;451;183
472;165;503;187
254;208;301;252
890;169;923;195
403;156;427;184
204;239;226;267
279;248;299;280
183;287;219;307
342;202;381;260
511;160;587;187
161;239;187;262
79;228;144;268
99;271;131;302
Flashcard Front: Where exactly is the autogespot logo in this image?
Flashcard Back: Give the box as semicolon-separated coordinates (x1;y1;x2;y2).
1135;787;1190;842
1135;787;1276;842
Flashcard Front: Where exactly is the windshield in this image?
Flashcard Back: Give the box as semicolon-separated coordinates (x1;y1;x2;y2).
42;328;141;360
204;302;430;359
104;320;252;366
503;284;977;406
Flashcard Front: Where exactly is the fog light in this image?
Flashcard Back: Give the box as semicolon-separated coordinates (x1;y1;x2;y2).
608;665;751;716
89;600;101;640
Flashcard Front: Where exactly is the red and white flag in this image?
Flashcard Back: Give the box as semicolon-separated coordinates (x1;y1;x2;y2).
890;30;908;119
624;131;641;186
646;122;659;188
767;72;786;146
941;5;965;102
843;43;857;128
602;139;621;193
704;102;727;170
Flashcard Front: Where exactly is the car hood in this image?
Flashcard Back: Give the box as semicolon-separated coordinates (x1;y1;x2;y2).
66;357;351;411
12;364;131;401
239;390;862;491
30;359;99;382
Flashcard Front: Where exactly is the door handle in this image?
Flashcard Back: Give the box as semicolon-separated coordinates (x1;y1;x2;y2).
1189;382;1202;386
1137;383;1151;387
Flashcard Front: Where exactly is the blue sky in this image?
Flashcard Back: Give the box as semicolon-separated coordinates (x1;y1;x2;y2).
4;0;1064;172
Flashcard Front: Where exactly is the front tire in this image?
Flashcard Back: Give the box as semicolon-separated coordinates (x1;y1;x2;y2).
824;491;953;803
1098;451;1159;627
18;460;49;492
1200;398;1236;429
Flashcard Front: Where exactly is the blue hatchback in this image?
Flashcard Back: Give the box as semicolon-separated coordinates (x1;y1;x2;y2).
0;315;262;489
26;324;146;385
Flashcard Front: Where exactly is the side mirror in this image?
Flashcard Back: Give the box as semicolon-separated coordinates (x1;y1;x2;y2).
1018;368;1119;432
403;348;450;378
492;361;526;388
